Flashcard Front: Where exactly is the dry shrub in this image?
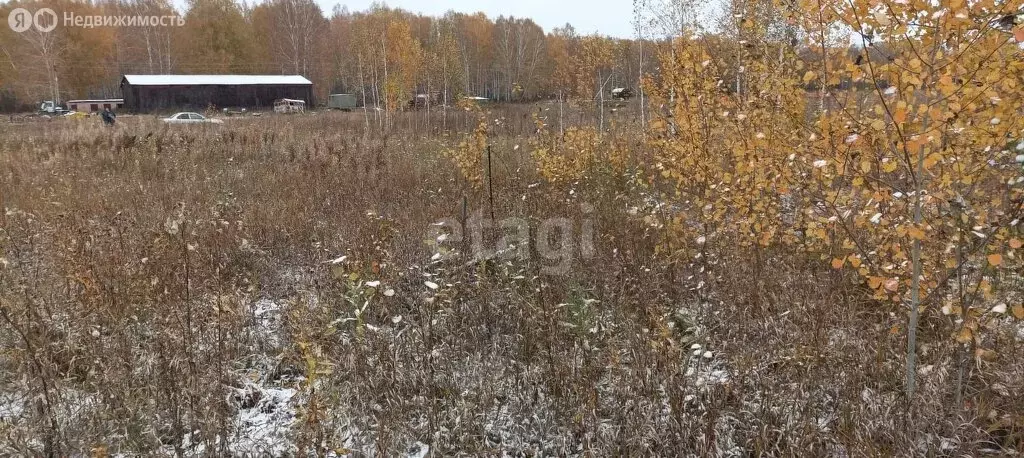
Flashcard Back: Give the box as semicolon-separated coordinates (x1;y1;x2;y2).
0;109;1021;456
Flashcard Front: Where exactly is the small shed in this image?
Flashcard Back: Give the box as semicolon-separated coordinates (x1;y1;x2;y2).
610;88;634;100
327;94;357;110
120;75;313;112
67;99;124;113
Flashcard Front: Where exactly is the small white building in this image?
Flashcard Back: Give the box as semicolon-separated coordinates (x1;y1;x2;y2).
273;98;305;114
67;99;124;113
610;88;633;100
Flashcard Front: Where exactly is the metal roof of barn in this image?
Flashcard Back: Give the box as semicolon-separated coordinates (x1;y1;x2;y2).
123;75;312;86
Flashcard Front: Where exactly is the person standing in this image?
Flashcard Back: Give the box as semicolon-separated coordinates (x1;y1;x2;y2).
101;107;116;126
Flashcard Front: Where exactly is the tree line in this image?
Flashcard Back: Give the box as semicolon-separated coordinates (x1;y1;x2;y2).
0;0;652;111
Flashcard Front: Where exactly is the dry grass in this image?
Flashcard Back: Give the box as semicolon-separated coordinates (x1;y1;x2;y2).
0;109;1021;456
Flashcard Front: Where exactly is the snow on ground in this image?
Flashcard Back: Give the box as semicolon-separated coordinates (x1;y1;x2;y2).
250;298;287;352
229;299;300;455
2;295;734;456
0;390;24;420
228;383;298;456
405;441;430;458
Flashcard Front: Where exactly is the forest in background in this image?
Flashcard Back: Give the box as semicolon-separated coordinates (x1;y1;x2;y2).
0;0;664;111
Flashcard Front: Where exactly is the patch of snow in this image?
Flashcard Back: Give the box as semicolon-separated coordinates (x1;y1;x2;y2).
0;391;24;421
405;441;430;458
229;384;298;456
251;299;286;351
327;255;347;265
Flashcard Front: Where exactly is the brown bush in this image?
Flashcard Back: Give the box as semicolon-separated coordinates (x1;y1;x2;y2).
0;109;1021;456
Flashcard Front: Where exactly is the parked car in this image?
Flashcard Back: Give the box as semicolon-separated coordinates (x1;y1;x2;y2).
39;100;67;115
161;112;223;124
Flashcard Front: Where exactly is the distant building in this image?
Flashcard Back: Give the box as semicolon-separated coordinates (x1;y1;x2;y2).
273;98;306;114
610;88;634;100
67;98;124;113
327;93;357;111
408;92;442;109
120;75;313;112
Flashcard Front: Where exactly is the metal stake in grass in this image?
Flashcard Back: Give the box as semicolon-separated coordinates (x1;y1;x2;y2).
486;144;495;221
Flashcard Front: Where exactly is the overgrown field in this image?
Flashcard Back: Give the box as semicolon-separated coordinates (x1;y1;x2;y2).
1;106;1021;456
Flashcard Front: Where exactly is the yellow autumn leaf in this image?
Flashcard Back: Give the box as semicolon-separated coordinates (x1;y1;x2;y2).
871;119;885;131
1012;304;1024;320
955;326;972;344
987;253;1003;267
905;137;921;152
939;75;954;89
893;107;907;124
848;255;862;268
907;227;925;240
867;276;883;290
803;71;816;83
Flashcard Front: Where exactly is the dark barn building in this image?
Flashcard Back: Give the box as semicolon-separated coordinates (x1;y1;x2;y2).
121;75;313;112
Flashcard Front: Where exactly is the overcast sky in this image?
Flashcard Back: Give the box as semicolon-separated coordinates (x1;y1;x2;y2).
321;0;638;38
166;0;651;38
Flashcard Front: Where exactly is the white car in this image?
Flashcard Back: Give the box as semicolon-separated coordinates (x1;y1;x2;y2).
161;112;224;124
